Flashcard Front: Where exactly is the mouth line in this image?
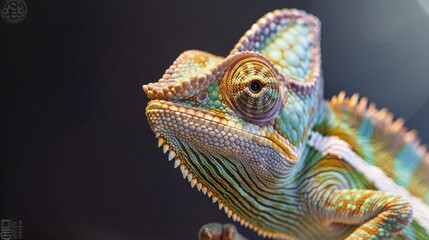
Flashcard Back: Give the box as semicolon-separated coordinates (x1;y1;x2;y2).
146;100;298;162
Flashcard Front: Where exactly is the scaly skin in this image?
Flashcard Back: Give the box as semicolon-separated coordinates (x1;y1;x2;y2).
143;9;429;239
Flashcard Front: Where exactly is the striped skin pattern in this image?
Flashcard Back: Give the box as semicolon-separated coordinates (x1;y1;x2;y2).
143;9;429;239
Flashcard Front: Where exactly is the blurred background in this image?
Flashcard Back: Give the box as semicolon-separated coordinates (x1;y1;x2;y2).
1;0;429;239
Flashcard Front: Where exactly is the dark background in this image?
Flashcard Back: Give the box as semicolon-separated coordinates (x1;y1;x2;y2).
1;0;429;239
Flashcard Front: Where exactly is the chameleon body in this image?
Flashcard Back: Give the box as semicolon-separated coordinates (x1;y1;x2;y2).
143;9;429;239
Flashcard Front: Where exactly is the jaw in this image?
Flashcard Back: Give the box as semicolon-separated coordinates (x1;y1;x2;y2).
146;99;298;239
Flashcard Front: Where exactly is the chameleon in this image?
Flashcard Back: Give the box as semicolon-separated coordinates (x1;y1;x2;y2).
143;9;429;239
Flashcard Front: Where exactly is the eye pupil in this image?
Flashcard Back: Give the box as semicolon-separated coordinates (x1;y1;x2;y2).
249;80;261;93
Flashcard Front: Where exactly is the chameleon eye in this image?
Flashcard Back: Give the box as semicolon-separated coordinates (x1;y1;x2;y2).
249;80;262;93
220;56;283;125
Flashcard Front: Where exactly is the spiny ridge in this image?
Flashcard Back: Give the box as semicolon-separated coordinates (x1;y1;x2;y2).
330;92;426;154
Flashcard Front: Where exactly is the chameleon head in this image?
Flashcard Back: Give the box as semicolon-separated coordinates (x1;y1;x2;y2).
144;9;322;238
145;50;299;186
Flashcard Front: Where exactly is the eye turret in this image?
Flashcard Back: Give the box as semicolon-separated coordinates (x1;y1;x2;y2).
220;56;283;125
